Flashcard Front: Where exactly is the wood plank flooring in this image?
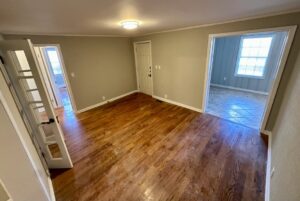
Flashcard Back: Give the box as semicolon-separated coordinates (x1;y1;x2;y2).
51;93;267;201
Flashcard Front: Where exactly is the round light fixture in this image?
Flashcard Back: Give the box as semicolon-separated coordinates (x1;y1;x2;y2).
121;20;139;30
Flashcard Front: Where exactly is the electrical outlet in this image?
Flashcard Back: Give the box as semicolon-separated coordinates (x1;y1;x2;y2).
224;77;227;81
102;96;106;100
164;94;168;99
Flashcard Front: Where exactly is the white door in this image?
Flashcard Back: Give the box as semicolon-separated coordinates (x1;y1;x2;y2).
0;39;73;169
135;42;153;95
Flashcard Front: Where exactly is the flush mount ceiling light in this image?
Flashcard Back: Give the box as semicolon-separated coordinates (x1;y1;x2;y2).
121;20;139;30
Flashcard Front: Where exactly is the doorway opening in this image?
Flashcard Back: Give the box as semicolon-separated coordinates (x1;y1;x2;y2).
34;45;75;113
203;26;296;131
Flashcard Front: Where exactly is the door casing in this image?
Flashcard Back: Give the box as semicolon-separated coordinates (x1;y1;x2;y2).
0;63;55;201
33;44;77;112
0;39;73;169
202;25;297;134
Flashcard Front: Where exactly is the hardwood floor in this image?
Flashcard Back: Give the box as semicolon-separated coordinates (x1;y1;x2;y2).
51;93;267;201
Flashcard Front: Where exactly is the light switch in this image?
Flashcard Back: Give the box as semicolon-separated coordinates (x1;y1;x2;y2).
71;72;75;77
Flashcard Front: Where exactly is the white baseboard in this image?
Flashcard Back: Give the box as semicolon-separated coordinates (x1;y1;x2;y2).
265;132;272;201
152;95;202;113
210;84;269;95
76;90;138;113
261;129;272;136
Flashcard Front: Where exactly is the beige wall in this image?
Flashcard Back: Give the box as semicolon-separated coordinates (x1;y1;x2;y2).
133;12;300;130
3;12;300;129
3;35;137;111
269;44;300;201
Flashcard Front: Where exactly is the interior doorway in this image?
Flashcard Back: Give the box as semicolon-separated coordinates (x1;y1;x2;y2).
34;45;74;112
134;41;153;96
203;26;296;131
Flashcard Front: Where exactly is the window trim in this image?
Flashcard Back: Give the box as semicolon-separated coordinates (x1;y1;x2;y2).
234;34;274;79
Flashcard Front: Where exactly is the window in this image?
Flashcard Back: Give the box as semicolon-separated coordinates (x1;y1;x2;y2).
235;36;273;78
46;49;62;75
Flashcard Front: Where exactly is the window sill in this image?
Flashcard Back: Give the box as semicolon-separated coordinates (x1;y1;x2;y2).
234;74;265;79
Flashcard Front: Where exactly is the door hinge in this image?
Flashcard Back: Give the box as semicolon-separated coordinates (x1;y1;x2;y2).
41;151;46;159
41;118;55;125
0;56;4;64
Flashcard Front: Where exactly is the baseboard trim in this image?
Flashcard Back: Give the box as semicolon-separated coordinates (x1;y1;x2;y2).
265;132;272;201
76;90;138;113
152;95;202;113
261;130;272;136
210;84;269;95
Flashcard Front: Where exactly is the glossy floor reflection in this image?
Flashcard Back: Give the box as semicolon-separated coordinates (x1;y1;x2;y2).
51;93;267;201
207;86;267;129
59;87;72;111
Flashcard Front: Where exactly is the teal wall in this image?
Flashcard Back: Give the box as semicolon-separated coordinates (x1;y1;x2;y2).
211;31;286;93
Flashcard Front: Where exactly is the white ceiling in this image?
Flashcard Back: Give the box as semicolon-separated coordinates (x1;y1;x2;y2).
0;0;299;36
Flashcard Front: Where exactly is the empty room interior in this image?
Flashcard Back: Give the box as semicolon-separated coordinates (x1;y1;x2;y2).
0;1;300;201
206;31;287;129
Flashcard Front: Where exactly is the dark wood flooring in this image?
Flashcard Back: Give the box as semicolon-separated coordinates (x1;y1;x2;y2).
51;93;268;201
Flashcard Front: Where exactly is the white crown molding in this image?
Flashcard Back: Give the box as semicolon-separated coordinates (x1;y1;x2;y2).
0;32;130;38
140;9;300;36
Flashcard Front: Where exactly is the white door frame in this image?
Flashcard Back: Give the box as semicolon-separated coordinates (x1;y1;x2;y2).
34;44;77;112
0;67;55;201
0;39;73;168
202;25;297;133
33;46;61;108
133;40;154;96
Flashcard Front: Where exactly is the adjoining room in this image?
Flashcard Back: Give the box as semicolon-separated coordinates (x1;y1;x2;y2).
205;31;288;129
34;45;74;112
